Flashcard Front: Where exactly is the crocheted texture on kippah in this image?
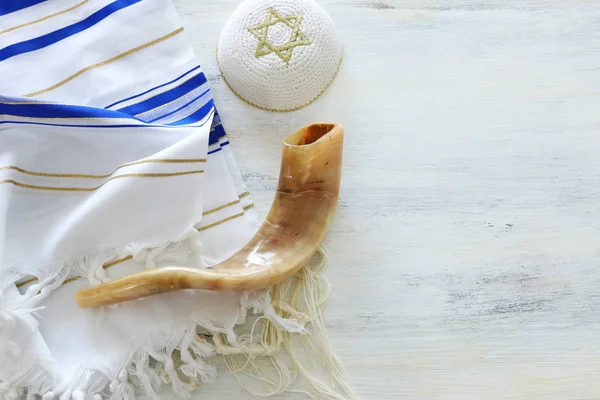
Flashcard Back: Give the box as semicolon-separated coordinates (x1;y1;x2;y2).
217;0;343;112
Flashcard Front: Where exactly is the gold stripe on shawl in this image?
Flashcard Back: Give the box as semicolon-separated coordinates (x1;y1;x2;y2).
197;211;245;232
25;27;185;97
0;159;206;179
0;0;90;35
0;170;204;192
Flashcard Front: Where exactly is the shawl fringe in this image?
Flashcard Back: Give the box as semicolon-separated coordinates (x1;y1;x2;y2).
0;237;354;399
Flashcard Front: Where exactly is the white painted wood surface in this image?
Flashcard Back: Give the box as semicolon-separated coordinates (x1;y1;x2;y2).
170;1;600;398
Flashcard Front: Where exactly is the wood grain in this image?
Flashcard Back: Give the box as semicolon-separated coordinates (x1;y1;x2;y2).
168;0;600;398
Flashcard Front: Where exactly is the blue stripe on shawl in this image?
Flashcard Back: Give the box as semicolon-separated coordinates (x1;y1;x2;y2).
147;88;210;123
168;99;214;126
105;65;201;109
208;123;226;145
0;102;142;121
117;72;208;116
0;0;46;16
207;141;230;155
208;125;225;144
0;99;218;128
0;0;142;62
0;107;216;129
212;111;222;125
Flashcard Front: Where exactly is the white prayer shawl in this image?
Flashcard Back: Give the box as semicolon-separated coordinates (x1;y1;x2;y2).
0;0;308;398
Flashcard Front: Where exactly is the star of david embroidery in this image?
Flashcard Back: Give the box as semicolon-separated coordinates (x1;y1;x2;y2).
248;8;311;65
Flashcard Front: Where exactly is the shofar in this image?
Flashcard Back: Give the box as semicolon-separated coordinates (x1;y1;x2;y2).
75;122;344;308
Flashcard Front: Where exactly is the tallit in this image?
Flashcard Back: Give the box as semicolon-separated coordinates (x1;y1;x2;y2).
0;0;286;398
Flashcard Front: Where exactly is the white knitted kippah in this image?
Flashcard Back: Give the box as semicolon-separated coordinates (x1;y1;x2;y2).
217;0;343;111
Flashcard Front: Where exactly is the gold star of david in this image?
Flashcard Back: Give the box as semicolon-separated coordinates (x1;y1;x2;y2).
248;8;311;65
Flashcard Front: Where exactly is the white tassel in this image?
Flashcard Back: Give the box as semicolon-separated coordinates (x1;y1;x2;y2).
263;291;307;334
177;328;216;385
123;239;195;270
41;391;55;400
58;390;71;400
122;243;148;266
1;265;69;388
108;369;134;400
129;352;161;400
94;266;110;284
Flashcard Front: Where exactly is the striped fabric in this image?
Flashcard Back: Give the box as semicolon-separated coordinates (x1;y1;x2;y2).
0;0;47;17
0;1;266;399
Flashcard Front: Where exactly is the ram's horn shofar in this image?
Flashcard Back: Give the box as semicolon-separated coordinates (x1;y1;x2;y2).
75;123;344;308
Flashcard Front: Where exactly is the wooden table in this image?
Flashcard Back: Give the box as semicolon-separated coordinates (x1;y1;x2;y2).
172;1;600;398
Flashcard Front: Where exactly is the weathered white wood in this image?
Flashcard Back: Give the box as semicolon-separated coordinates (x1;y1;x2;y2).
168;0;600;398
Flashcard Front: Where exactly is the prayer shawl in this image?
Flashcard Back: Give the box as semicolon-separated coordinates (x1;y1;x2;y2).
0;1;355;399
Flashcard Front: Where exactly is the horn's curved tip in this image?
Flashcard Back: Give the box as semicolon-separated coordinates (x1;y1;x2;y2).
75;122;344;308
